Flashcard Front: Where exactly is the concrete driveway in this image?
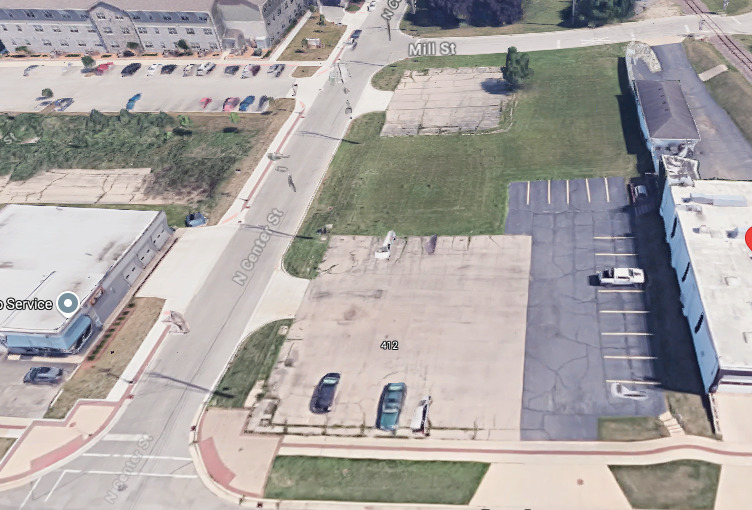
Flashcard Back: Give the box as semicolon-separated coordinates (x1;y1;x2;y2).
506;177;665;440
0;357;77;419
0;62;294;114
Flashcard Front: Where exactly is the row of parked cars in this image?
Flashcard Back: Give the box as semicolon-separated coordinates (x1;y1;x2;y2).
118;62;282;78
310;374;430;433
198;94;268;112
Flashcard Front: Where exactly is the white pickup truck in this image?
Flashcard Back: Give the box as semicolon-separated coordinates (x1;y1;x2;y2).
598;267;645;286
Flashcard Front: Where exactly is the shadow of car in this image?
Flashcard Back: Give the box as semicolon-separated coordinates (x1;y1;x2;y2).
376;382;406;431
310;373;341;414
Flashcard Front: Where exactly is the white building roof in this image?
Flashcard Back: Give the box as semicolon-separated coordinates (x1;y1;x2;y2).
0;205;159;334
670;180;752;370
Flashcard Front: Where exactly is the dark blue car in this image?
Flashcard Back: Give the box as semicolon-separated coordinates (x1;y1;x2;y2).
126;93;141;111
239;95;256;112
185;212;207;227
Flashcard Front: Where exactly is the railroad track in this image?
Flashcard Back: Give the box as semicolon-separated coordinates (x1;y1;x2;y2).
683;0;752;74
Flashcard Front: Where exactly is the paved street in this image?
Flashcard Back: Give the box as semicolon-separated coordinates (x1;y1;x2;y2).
2;2;752;509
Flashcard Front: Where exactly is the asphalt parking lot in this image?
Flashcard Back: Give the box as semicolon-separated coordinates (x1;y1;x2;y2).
506;177;665;441
0;61;295;114
271;234;531;439
0;355;76;419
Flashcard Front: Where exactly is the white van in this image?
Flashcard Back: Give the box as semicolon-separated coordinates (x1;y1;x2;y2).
196;62;215;76
411;396;431;434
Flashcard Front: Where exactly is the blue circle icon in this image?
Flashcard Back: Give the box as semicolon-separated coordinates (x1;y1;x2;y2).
56;291;80;317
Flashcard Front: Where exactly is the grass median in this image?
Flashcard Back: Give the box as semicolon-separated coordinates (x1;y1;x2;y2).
0;439;15;460
598;416;669;441
610;460;720;509
45;297;164;420
285;44;645;278
210;319;293;408
265;456;489;504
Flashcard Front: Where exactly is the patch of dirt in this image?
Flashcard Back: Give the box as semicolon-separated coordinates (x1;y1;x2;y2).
633;0;683;20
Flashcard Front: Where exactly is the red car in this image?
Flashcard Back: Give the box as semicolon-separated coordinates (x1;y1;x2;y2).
95;62;114;75
223;97;240;112
199;97;212;109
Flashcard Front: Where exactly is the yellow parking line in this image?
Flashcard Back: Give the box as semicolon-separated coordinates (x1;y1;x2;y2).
566;180;570;205
604;177;610;202
604;355;657;360
595;253;637;256
600;310;650;314
547;180;551;204
598;289;644;293
606;379;660;386
526;181;530;205
601;332;653;336
585;178;591;202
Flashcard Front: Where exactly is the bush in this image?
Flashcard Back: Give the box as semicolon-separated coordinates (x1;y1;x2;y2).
81;55;95;68
41;88;53;98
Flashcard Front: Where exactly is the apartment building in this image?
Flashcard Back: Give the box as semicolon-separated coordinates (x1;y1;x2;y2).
0;0;307;54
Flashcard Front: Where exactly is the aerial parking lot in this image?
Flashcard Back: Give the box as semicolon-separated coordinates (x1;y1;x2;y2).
0;356;76;419
271;234;531;440
506;177;665;440
0;61;296;113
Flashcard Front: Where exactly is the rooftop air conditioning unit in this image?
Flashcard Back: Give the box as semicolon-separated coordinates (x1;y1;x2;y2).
686;204;702;213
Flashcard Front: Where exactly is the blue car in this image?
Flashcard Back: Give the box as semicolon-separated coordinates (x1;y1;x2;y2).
376;382;406;431
126;93;142;111
185;212;207;227
239;95;255;112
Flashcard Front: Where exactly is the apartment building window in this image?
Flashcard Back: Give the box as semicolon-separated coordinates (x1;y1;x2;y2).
96;43;105;47
682;262;691;282
209;43;218;49
694;313;704;334
154;28;160;34
42;39;52;46
52;26;61;32
96;12;106;19
114;15;124;20
198;15;208;21
168;28;177;34
131;14;141;20
186;28;195;35
121;27;130;34
87;28;96;33
162;15;172;21
61;12;71;19
70;27;78;32
138;27;147;34
16;25;21;31
278;7;282;14
191;42;200;48
181;15;189;21
60;40;69;46
203;28;212;35
144;41;153;47
103;27;112;34
33;25;43;32
44;10;54;18
110;42;119;47
1;25;6;31
24;10;36;18
670;217;678;238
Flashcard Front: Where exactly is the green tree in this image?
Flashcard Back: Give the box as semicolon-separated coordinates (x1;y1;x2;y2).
574;0;633;27
15;46;30;55
41;88;54;98
81;55;96;68
176;39;190;51
229;112;239;124
502;46;533;90
177;115;193;127
126;41;141;51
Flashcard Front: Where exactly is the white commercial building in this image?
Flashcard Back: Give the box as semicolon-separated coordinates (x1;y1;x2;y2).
0;205;172;355
660;178;752;392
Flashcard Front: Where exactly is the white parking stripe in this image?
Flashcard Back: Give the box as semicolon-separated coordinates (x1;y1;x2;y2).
599;310;650;314
19;478;40;509
604;355;657;360
601;332;653;336
598;289;644;293
593;236;634;239
566;180;570;205
606;379;660;385
595;253;637;256
547;180;551;204
101;434;149;442
82;453;192;461
685;24;690;33
604;177;610;202
585;178;591;202
65;469;197;479
45;471;67;503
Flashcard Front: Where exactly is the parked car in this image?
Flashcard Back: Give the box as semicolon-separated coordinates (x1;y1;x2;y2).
224;65;240;75
196;62;216;76
185;212;207;227
241;64;260;78
311;373;341;413
410;396;431;434
121;63;142;76
81;67;97;76
23;65;40;77
182;64;195;76
239;95;255;111
146;63;162;76
267;64;278;75
376;382;406;431
161;64;177;75
199;97;212;109
54;98;74;112
351;29;362;40
257;95;268;111
126;93;142;111
223;96;240;111
23;367;63;384
598;267;645;287
274;63;286;77
95;62;114;75
367;1;376;10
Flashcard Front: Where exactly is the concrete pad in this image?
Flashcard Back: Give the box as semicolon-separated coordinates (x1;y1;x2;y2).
715;393;752;442
137;226;237;312
470;463;632;509
271;235;531;438
699;64;729;82
198;407;280;497
240;269;310;339
715;465;752;510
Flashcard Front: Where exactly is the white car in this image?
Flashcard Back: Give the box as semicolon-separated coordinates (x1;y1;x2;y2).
196;62;216;76
146;63;162;76
598;267;645;286
367;1;376;10
183;64;195;77
241;63;254;78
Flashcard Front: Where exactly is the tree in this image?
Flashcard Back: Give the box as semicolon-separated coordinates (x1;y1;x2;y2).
573;0;633;26
41;88;53;98
176;39;190;51
424;0;522;26
502;46;533;89
126;41;141;51
229;112;239;124
15;45;30;55
81;55;96;68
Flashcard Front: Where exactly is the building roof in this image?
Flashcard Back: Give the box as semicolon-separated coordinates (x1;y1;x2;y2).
0;205;159;334
0;1;217;12
670;180;752;370
635;80;700;141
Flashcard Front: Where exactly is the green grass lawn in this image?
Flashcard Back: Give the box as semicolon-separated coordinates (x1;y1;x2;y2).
703;0;752;14
265;457;489;504
598;416;669;441
285;45;644;278
610;460;721;509
683;38;752;144
401;0;571;37
27;203;195;231
209;319;292;408
0;439;14;461
279;14;346;61
665;391;717;438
